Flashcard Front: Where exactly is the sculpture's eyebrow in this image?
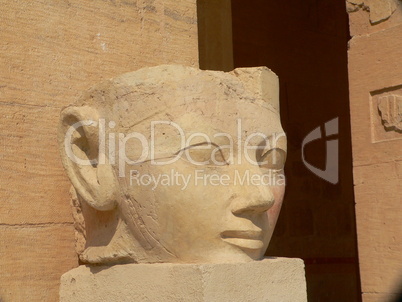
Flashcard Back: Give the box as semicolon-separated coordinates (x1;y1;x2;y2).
176;142;230;165
174;141;220;154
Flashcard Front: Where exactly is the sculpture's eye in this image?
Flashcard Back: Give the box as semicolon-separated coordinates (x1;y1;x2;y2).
210;146;231;165
258;148;287;171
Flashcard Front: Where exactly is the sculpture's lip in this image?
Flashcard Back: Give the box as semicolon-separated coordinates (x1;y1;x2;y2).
221;230;263;240
221;230;264;250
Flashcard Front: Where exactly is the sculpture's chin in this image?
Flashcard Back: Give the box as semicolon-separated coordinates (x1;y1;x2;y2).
221;237;265;251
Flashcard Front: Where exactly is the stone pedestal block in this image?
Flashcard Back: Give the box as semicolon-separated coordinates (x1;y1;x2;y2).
60;258;307;302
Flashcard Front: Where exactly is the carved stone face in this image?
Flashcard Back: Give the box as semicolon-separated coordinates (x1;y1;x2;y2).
59;65;286;264
120;99;286;263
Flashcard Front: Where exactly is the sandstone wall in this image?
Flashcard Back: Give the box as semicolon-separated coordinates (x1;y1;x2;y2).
347;0;402;301
0;1;198;301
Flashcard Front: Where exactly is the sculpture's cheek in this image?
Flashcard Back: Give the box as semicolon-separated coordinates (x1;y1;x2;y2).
266;184;285;243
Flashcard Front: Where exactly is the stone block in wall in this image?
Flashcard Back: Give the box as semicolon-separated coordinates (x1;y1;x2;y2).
353;162;402;295
0;0;198;108
348;24;402;167
0;1;199;301
0;103;72;224
0;224;77;302
347;0;402;36
348;13;402;300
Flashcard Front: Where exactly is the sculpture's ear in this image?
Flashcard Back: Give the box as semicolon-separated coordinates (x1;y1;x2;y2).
58;106;117;211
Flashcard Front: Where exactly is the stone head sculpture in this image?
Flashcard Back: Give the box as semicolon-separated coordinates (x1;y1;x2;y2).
58;65;286;264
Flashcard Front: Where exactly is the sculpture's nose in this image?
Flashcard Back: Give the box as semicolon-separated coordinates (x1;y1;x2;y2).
230;185;275;216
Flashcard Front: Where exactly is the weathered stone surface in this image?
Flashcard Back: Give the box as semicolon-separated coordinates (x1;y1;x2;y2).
0;1;198;301
377;94;402;132
60;258;307;302
348;24;402;167
354;162;402;294
368;0;398;24
348;9;402;300
347;0;402;36
0;0;198;108
346;0;398;24
0;225;77;302
0;104;72;224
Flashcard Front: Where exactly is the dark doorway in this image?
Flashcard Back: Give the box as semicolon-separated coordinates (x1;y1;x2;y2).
231;1;361;301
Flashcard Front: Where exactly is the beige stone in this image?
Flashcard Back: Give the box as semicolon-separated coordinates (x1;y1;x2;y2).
60;258;307;302
58;65;287;264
